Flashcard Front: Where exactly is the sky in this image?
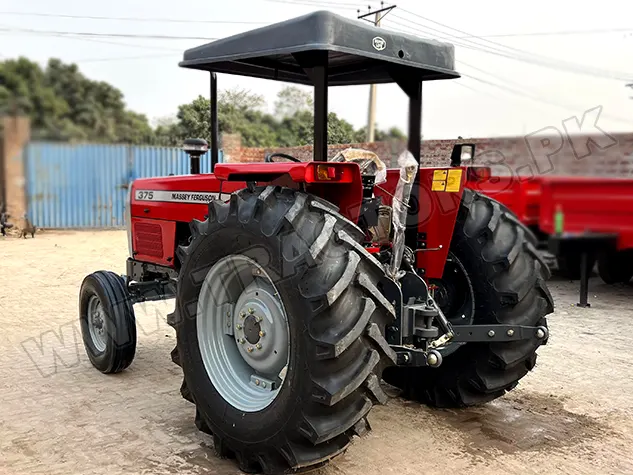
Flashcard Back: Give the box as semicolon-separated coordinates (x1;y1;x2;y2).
1;0;632;140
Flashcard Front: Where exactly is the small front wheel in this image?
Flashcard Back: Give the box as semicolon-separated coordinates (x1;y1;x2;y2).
79;271;136;374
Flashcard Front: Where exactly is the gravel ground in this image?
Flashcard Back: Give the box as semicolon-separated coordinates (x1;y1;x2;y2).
1;230;632;475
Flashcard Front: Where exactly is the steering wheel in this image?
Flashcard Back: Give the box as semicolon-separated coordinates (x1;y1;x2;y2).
265;152;301;163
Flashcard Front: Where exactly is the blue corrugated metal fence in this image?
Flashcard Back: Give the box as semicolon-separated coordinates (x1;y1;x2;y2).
25;142;222;228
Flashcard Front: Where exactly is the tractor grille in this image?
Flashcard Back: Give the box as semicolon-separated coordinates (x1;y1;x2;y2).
134;221;164;258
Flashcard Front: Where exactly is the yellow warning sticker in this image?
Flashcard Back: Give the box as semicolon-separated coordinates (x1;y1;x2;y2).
432;180;446;191
446;169;463;192
433;169;448;181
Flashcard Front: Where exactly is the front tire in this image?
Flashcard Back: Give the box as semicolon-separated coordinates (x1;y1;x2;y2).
79;271;136;374
171;186;396;473
383;189;554;407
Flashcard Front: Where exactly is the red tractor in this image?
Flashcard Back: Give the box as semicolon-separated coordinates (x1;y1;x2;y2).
79;11;553;474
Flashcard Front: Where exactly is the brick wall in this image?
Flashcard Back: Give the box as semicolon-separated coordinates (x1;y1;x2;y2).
1;116;30;227
223;132;633;178
222;134;405;166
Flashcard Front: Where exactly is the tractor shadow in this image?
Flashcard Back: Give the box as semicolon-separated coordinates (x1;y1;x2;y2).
409;391;609;456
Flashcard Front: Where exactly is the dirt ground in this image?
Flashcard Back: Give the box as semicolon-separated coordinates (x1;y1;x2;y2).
1;230;633;475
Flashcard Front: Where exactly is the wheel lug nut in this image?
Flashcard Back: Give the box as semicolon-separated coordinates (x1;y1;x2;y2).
536;328;546;339
256;343;262;350
239;338;245;344
255;379;260;386
262;382;267;388
240;312;245;318
259;330;266;337
487;330;495;337
248;308;255;314
507;329;514;337
226;311;231;317
256;316;262;323
247;347;254;353
236;324;242;330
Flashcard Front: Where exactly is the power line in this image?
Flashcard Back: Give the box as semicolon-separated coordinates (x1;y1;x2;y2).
263;0;633;80
270;0;633;38
394;9;633;81
0;26;217;41
359;2;396;142
280;0;631;121
452;81;504;101
0;28;184;52
0;11;268;25
458;69;632;125
386;13;633;81
457;27;633;38
78;53;178;63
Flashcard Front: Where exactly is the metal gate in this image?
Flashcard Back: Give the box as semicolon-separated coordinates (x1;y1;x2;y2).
25;142;221;228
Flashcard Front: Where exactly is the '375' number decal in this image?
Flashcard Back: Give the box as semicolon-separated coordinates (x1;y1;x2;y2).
136;190;154;200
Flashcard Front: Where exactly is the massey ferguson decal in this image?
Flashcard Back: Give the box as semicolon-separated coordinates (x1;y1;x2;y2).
135;190;220;204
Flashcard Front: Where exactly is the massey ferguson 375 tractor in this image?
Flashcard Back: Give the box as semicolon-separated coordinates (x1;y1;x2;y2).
79;11;553;474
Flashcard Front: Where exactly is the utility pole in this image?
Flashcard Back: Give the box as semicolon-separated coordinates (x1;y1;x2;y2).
358;2;396;143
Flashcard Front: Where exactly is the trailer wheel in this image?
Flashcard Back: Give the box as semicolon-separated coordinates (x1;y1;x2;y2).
383;189;554;408
79;271;136;374
170;186;396;474
598;250;633;284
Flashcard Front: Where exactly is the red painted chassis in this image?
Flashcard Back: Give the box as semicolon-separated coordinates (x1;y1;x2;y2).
129;161;470;280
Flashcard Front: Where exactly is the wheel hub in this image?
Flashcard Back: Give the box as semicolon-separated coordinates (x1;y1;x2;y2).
233;282;289;377
196;254;291;412
242;314;261;344
87;296;107;353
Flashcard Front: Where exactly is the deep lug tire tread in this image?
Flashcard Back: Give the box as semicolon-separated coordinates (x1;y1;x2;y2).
383;189;554;408
170;185;395;473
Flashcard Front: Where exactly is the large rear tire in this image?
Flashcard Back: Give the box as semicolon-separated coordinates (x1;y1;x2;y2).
170;186;396;473
383;189;554;407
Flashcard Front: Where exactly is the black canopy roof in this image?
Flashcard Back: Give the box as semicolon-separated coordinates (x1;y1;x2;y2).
179;10;459;86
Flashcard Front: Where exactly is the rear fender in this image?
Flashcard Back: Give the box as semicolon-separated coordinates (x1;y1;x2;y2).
415;167;467;279
214;162;364;221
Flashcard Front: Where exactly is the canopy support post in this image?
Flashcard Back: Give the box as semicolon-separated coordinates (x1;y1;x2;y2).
209;72;219;171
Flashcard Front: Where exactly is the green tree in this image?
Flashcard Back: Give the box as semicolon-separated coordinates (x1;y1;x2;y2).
0;56;155;144
354;125;407;143
165;85;406;148
274;86;313;118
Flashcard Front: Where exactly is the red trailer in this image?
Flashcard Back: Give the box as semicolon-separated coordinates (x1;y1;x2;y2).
468;171;633;306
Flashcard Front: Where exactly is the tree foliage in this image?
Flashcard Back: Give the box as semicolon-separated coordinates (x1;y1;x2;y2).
0;57;154;143
157;85;406;148
1;56;406;147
